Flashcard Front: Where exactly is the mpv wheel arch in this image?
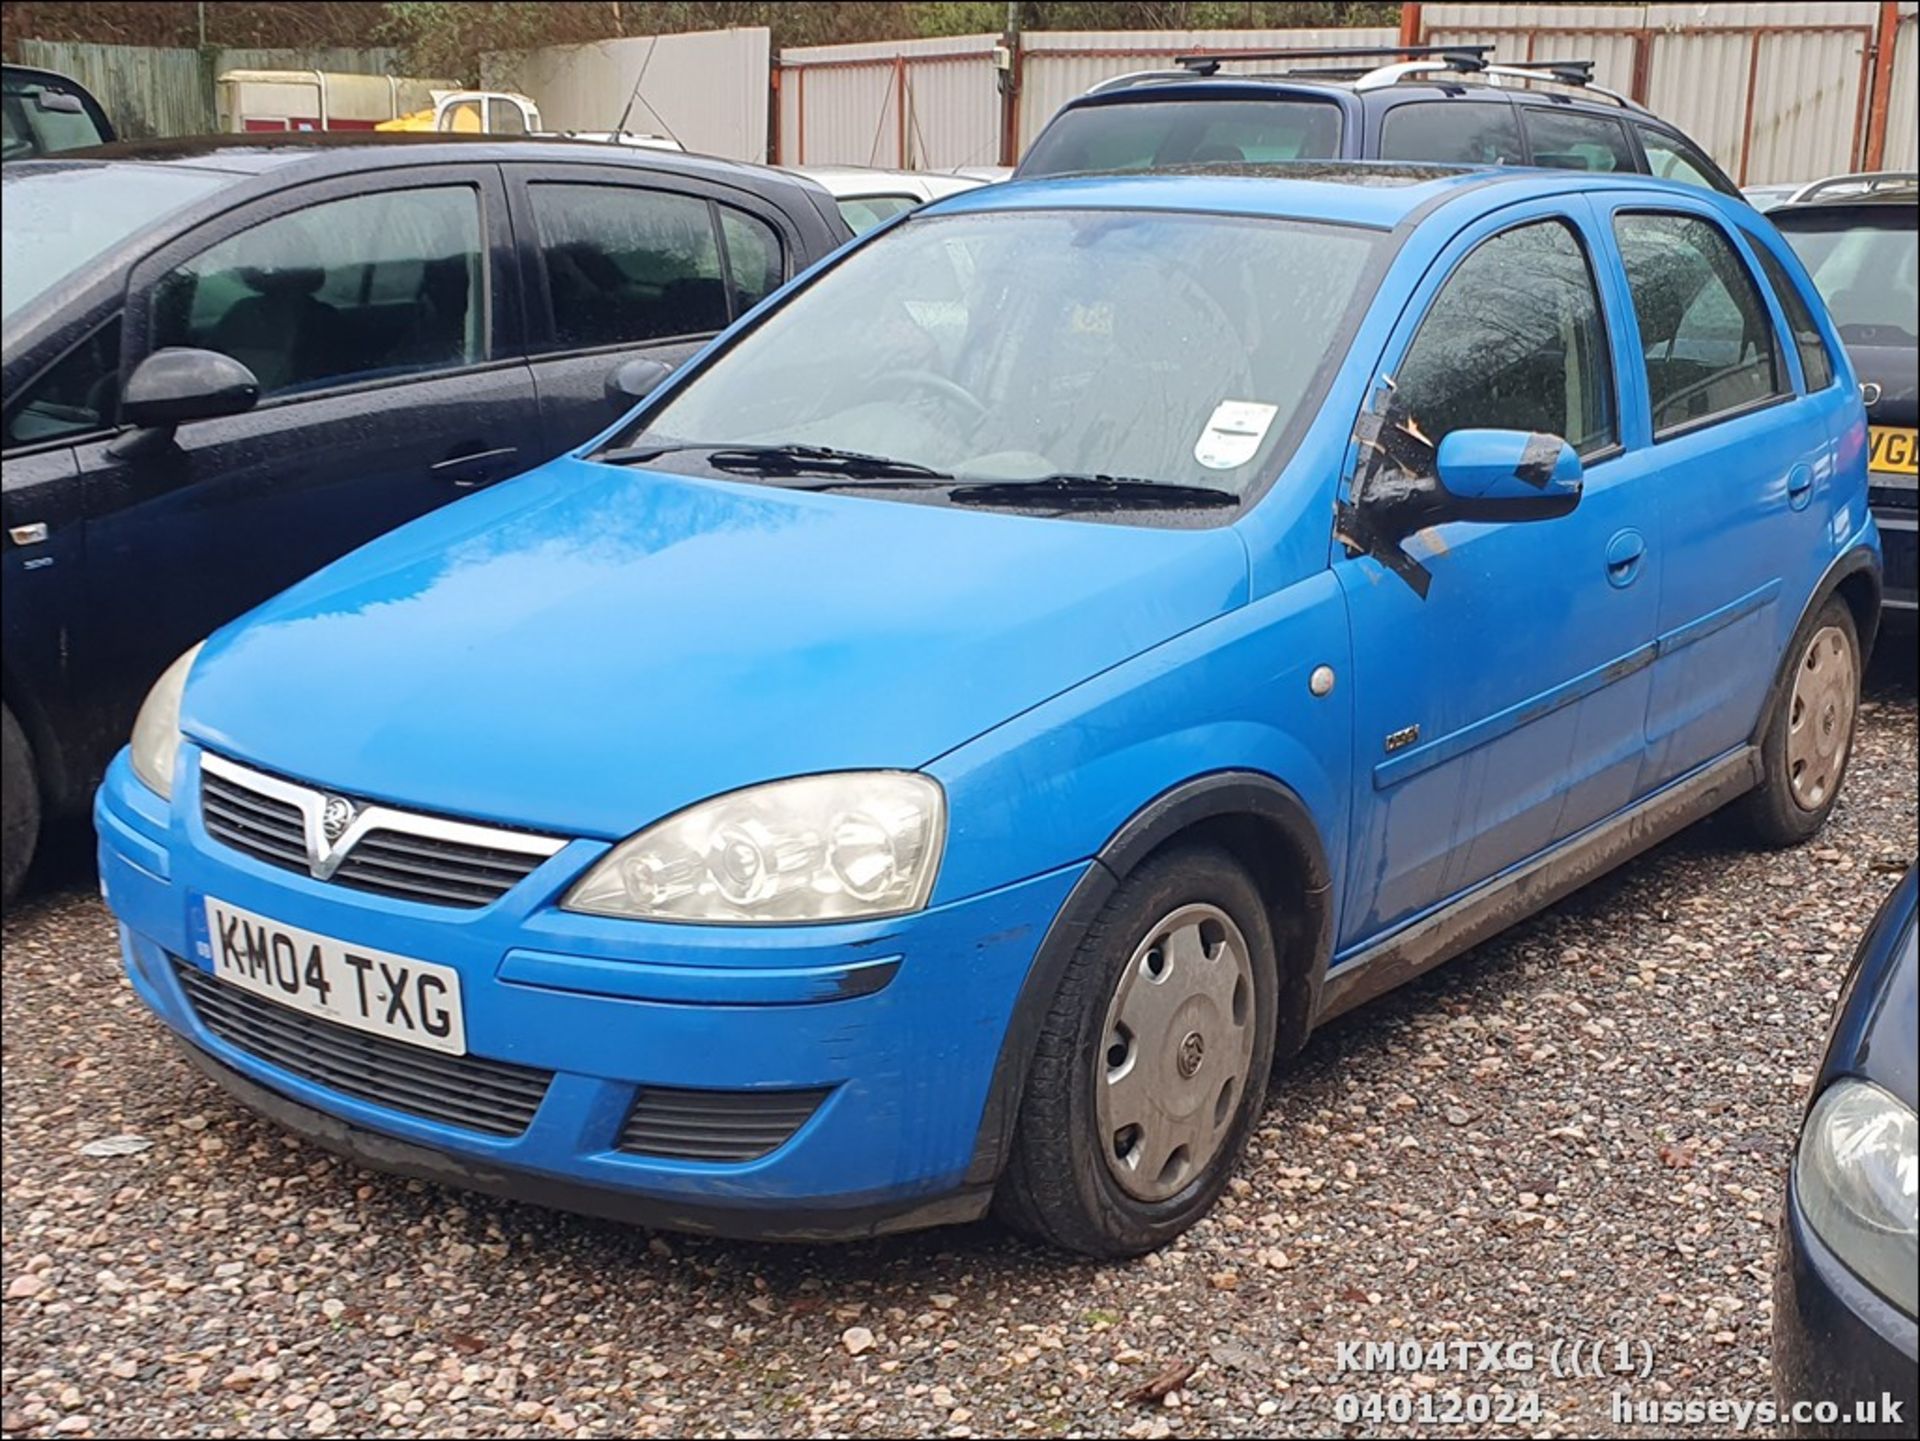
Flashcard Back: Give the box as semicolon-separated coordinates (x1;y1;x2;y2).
962;770;1334;1187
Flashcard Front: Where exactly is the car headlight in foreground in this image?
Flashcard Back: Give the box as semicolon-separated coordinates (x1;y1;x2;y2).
129;642;203;800
1796;1077;1919;1315
563;772;945;923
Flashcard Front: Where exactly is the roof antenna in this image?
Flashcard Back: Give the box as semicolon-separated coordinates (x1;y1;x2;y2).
612;34;661;138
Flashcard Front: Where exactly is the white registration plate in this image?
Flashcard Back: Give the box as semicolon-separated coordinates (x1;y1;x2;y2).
201;898;466;1055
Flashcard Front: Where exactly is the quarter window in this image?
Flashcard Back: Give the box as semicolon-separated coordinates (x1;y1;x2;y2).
720;208;783;313
4;315;121;448
1392;219;1617;458
151;187;485;399
1379;101;1524;165
1523;109;1637;175
529;183;730;349
1614;211;1785;434
1636;126;1725;193
1751;243;1834;392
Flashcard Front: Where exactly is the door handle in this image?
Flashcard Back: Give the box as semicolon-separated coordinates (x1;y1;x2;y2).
1786;464;1814;511
431;445;518;488
1605;528;1647;588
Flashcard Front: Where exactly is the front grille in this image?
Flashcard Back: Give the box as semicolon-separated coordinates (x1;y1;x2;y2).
199;759;564;910
1869;481;1917;513
617;1086;831;1162
174;959;552;1137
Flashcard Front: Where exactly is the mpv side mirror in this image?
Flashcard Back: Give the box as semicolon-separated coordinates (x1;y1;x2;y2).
1432;429;1583;524
111;348;260;457
606;357;673;408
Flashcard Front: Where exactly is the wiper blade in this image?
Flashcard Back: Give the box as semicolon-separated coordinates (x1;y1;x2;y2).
592;441;951;481
949;474;1240;509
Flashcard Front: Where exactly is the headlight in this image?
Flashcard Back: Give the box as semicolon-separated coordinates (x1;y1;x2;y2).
1796;1077;1918;1315
129;642;202;800
564;772;945;923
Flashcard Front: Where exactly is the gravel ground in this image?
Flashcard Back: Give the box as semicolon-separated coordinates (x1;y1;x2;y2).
4;651;1913;1440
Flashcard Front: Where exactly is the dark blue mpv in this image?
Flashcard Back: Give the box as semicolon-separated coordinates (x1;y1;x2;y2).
98;164;1881;1254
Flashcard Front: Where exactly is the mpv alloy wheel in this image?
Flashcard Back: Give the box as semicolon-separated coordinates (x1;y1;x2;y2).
1736;596;1862;848
995;846;1279;1257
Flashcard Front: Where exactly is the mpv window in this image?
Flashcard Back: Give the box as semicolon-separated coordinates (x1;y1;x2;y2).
1750;243;1835;391
1019;99;1343;176
151;186;485;398
626;210;1383;506
1523;109;1636;175
1379;101;1523;165
1392;219;1616;456
2;163;236;321
1615;211;1785;434
1637;125;1725;192
530;183;729;348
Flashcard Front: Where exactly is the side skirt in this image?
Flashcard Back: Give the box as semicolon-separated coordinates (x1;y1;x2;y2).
1314;745;1763;1025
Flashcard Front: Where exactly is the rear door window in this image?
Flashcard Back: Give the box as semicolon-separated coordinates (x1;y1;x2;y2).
1614;211;1786;434
150;185;486;398
1523;109;1637;175
1379;100;1523;165
528;183;729;349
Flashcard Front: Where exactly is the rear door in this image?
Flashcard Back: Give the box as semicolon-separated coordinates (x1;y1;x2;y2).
79;163;540;747
1593;193;1834;788
505;163;796;452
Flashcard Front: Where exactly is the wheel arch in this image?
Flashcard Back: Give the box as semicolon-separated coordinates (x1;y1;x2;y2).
963;770;1335;1188
1755;544;1882;753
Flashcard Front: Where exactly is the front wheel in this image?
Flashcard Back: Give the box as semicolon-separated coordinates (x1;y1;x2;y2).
994;846;1279;1257
1734;597;1861;848
2;703;40;906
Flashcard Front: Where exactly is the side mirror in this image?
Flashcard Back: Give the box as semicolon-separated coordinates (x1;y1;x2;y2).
111;349;259;458
1432;429;1583;524
605;357;673;408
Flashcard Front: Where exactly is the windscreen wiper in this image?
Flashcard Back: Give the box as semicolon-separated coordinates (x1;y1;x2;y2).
592;441;952;481
948;474;1240;509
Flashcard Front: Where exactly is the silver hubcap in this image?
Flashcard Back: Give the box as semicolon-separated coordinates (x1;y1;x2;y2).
1786;623;1856;811
1095;903;1256;1203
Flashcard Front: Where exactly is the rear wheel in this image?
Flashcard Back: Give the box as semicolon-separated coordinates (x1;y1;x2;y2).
2;703;40;906
995;846;1278;1257
1734;597;1861;847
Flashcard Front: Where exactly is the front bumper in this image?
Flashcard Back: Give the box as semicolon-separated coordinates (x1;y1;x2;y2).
1771;1176;1919;1436
1868;479;1915;613
99;746;1084;1239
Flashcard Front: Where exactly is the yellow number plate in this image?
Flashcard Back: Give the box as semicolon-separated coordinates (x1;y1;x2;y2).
1869;425;1918;476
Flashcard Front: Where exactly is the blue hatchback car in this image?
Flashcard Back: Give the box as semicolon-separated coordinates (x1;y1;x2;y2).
97;164;1881;1256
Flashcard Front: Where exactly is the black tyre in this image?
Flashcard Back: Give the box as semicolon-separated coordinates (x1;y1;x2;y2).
2;703;40;907
1734;597;1862;848
994;845;1279;1257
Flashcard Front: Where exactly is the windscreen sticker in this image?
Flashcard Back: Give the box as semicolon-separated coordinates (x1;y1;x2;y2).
1194;400;1279;470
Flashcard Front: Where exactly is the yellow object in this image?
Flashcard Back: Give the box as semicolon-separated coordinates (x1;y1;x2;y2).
1869;425;1917;476
375;107;443;133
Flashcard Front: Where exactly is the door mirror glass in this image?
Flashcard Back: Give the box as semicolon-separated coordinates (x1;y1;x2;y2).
606;356;673;406
1434;428;1583;521
121;347;259;429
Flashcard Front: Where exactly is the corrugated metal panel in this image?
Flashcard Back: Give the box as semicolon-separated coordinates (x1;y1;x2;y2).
485;29;772;162
778;35;998;168
1887;5;1919;171
18;39;206;140
1019;27;1397;147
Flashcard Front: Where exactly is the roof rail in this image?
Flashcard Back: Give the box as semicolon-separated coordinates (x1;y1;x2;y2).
1787;169;1919;203
1170;43;1492;75
1353;52;1647;113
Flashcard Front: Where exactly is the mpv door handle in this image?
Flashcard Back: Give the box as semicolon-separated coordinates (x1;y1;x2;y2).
1786;464;1814;511
1605;528;1647;588
431;445;519;488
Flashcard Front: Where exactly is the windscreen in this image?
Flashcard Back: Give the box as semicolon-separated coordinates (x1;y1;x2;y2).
3;162;236;321
1019;98;1343;177
625;208;1383;506
1775;209;1919;347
